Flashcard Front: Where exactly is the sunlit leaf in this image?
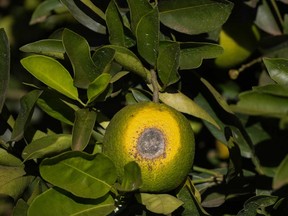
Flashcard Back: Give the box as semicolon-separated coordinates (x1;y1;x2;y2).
60;0;106;34
157;41;180;88
0;148;23;167
10;90;42;142
273;155;288;190
28;188;115;216
72;108;97;151
158;0;233;35
40;151;117;199
263;58;288;85
137;193;183;215
0;28;10;113
20;39;65;59
22;134;72;161
20;55;79;101
253;84;288;97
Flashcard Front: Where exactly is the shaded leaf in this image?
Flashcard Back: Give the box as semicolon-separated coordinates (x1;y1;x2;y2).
21;55;79;101
22;134;72;161
158;0;233;35
263;57;288;85
179;42;223;70
131;88;152;102
137;193;183;215
13;199;29;216
0;28;10;113
201;192;225;208
253;84;288;97
157;41;180;88
72;108;97;151
273;155;288;190
92;47;115;74
20;39;65;59
87;73;112;104
0;148;23;167
10;90;42;142
28;188;115;216
117;161;142;192
63;28;100;89
60;0;106;34
40;151;117;199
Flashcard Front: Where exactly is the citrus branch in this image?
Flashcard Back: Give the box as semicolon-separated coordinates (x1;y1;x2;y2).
150;69;159;103
229;57;262;80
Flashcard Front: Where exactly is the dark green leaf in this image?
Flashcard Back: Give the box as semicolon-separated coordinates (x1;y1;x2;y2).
40;151;117;199
0;28;10;113
20;55;79;101
158;0;233;35
87;73;112;104
20;39;65;59
10;90;42;142
60;0;106;34
92;47;115;74
137;193;183;215
72;108;97;151
106;1;135;47
22;134;72;161
273;155;288;190
117;161;142;192
28;188;115;216
131;88;152;102
263;58;288;85
179;42;223;70
30;0;64;25
13;199;29;216
63;28;100;89
157;41;180;88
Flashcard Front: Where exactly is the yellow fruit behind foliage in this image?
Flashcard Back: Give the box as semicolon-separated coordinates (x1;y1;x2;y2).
102;102;195;192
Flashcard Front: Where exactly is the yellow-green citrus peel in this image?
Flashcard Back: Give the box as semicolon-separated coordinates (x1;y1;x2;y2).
102;102;195;192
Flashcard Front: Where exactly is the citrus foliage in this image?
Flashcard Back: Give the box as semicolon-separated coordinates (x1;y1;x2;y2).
1;0;288;215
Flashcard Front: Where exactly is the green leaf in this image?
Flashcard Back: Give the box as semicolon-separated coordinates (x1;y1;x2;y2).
263;58;288;85
158;0;233;35
30;0;64;25
63;28;100;89
117;161;142;192
22;134;72;161
72;108;97;151
28;188;115;216
37;90;75;125
137;193;184;215
20;55;79;101
87;73;112;104
13;199;29;216
106;1;135;47
273;155;288;190
60;0;106;34
253;84;288;97
131;88;152;102
0;148;23;167
0;28;10;113
20;39;65;59
10;90;42;142
40;151;117;199
179;42;223;70
157;41;180;88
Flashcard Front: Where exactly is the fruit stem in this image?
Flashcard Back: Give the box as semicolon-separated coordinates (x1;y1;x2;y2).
150;69;159;103
229;57;262;80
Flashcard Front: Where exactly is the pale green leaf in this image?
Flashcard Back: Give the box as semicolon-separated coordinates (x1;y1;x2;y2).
0;148;23;167
273;155;288;190
263;57;288;85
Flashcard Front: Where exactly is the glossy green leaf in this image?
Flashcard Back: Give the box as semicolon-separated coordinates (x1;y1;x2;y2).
21;55;79;101
105;45;149;81
157;41;180;88
0;148;23;167
158;0;233;35
263;58;288;85
179;42;223;70
231;91;288;118
22;134;72;161
72;108;97;151
0;28;10;113
28;188;115;216
253;84;288;97
106;1;135;47
20;39;65;59
117;161;142;192
63;29;99;88
37;90;75;125
273;155;288;190
40;151;117;199
131;88;152;102
30;0;64;25
10;90;42;142
137;193;183;215
13;199;29;216
60;0;106;34
87;73;112;104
